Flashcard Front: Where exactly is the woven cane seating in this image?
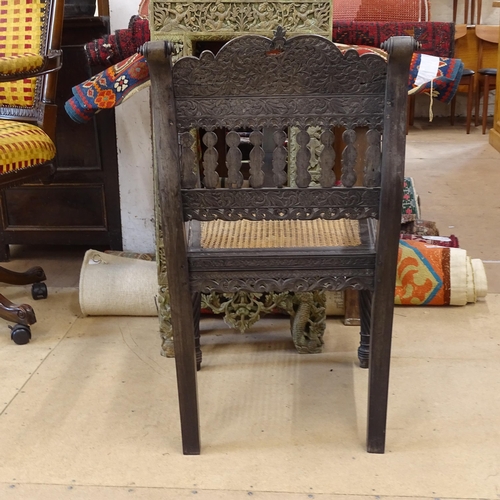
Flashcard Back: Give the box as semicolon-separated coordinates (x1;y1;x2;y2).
144;29;416;454
0;0;64;344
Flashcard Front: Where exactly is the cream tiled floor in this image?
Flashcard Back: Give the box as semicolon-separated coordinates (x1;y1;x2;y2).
0;118;499;499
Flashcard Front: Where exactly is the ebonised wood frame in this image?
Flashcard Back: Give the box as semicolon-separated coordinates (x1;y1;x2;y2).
144;30;416;454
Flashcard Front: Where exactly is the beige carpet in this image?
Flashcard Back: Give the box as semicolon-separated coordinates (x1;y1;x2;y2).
1;284;500;498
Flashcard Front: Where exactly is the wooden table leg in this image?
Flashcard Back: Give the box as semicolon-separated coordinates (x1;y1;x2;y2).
344;289;360;326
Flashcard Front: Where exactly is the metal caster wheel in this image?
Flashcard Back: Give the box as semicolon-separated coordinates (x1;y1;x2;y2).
32;282;48;300
10;324;32;345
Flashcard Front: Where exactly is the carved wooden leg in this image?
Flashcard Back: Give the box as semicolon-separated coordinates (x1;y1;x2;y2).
158;280;203;370
367;279;397;453
157;282;175;357
0;265;46;285
0;294;36;326
171;303;200;455
290;291;325;354
158;223;200;454
358;289;372;369
192;292;202;371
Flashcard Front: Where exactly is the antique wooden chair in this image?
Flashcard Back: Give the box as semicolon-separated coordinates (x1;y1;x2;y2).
144;29;416;454
0;0;64;344
450;25;475;134
475;24;499;134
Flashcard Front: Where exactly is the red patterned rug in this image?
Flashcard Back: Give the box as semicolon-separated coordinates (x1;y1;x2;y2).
84;15;150;67
334;0;430;22
332;21;455;58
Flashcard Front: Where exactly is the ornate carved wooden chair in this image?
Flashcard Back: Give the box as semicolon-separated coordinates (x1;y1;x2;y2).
144;29;416;454
0;0;64;344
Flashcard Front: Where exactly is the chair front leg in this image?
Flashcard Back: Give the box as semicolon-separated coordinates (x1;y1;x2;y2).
192;292;202;371
357;289;372;369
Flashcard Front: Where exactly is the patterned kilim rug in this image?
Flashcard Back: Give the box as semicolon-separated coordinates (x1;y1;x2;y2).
401;177;420;223
64;52;149;124
408;53;464;104
396;240;487;306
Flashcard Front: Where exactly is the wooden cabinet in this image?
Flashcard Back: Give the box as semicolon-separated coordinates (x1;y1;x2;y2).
0;16;122;260
490;1;500;151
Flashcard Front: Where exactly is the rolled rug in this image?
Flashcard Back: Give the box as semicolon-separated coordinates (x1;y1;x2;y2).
79;242;488;318
65;52;150;124
395;240;487;306
79;249;158;316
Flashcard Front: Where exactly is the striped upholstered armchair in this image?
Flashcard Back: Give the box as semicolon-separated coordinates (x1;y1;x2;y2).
0;0;64;344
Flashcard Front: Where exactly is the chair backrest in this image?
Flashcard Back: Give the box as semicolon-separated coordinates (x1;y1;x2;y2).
476;24;500;70
455;24;468;41
454;0;483;25
0;0;64;137
145;30;414;236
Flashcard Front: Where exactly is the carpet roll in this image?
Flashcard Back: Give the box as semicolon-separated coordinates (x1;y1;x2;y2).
79;249;158;316
79;244;488;318
395;241;487;306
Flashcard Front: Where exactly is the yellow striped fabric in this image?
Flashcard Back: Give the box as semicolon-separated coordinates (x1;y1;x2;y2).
0;0;46;108
0;121;55;173
0;53;45;75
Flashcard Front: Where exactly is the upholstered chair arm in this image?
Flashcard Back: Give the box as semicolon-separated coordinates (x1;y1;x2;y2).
0;50;62;82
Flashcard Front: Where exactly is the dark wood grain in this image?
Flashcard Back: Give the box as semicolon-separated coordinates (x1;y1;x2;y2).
367;36;415;454
146;40;201;455
0;16;122;261
145;32;416;454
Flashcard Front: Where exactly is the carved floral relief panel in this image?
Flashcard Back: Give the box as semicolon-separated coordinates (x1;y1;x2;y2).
151;0;332;50
149;3;334;355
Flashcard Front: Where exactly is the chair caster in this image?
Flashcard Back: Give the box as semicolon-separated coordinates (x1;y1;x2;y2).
32;282;48;300
10;324;32;345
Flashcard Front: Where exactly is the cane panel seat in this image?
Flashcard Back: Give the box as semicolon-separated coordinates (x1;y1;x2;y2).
198;219;363;249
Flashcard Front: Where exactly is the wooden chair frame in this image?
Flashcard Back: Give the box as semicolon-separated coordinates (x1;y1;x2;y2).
145;31;416;454
0;0;64;342
475;24;499;134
